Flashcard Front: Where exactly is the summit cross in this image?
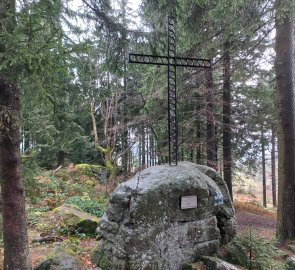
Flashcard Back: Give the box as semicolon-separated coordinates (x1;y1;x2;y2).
129;16;211;165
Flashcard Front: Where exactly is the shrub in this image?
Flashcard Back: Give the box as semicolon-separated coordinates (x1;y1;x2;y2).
224;228;284;269
22;154;41;202
75;164;105;177
64;195;106;217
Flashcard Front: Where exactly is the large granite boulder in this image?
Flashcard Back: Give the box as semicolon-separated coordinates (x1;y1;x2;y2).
286;256;295;269
92;162;236;270
34;246;82;270
52;205;99;234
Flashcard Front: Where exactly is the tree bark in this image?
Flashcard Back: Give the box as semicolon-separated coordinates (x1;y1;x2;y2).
141;125;146;167
205;68;217;170
57;150;65;167
223;42;233;199
0;80;31;270
261;130;267;208
146;128;149;167
121;53;129;173
275;0;295;242
271;125;277;207
196;123;201;164
90;100;116;181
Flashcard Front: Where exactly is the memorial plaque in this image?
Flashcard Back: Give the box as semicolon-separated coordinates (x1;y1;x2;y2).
181;195;198;209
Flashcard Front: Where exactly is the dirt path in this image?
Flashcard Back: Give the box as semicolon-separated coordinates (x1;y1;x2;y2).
236;211;277;239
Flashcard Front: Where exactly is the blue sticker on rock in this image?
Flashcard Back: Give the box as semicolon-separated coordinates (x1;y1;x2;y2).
214;192;224;206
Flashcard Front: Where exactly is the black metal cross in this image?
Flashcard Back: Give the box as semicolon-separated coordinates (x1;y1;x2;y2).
129;16;211;166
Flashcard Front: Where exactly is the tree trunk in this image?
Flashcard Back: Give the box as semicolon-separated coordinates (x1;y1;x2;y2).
205;68;217;170
215;125;218;171
261;130;267;208
90;100;116;181
146;128;149;167
138;129;142;168
150;132;155;166
24;129;30;153
141;125;146;167
196;123;201;164
190;149;194;162
275;0;295;242
121;55;129;173
181;128;184;161
0;80;31;270
271;125;277;207
57;150;65;167
223;42;233;199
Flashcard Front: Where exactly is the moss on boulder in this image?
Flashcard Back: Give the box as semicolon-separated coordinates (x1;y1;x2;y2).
34;246;82;270
52;205;99;234
75;164;104;177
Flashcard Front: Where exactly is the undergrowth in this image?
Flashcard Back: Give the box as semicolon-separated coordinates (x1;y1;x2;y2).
224;228;285;269
25;165;109;230
65;195;107;217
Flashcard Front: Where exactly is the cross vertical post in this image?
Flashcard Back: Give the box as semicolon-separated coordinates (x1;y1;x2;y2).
129;16;211;166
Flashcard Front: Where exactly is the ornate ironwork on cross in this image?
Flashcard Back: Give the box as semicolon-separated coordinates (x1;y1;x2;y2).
129;16;211;166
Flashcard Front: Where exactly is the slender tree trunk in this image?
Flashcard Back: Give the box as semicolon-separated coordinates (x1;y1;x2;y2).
276;0;295;242
57;150;65;167
0;80;31;270
205;68;217;170
196;123;201;164
90;100;116;181
223;42;233;199
190;149;194;162
215;126;218;171
271;125;277;207
121;53;128;173
150;133;154;166
146;128;149;167
261;130;267;208
24;129;30;153
138;130;142;168
128;131;132;172
181;128;184;161
141;125;146;167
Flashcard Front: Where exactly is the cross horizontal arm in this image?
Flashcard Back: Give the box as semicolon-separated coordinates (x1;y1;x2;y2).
129;53;211;68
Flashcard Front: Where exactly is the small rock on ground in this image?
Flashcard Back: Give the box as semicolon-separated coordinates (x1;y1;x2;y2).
201;256;240;270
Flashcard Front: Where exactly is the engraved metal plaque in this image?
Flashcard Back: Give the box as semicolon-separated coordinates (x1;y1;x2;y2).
180;195;198;209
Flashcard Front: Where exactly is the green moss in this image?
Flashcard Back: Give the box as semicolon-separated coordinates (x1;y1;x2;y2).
91;243;111;269
64;196;106;217
85;180;95;186
91;245;102;265
76;164;104;177
99;251;109;269
51;205;99;235
105;160;116;180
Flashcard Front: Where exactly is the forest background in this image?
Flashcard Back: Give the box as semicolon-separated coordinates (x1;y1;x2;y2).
0;0;294;268
13;0;277;195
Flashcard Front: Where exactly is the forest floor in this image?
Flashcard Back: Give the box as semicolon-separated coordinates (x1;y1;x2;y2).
0;167;286;269
26;205;278;269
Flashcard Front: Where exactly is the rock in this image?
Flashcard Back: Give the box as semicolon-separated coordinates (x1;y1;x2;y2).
286;256;295;269
85;180;95;187
92;162;236;270
52;205;99;234
183;262;208;269
201;256;240;270
288;245;295;253
34;246;82;270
